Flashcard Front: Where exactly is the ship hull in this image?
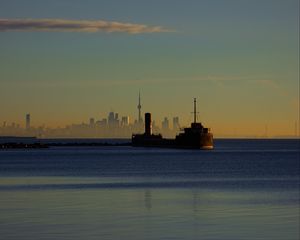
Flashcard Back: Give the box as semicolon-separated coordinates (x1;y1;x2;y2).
175;132;213;149
132;133;213;150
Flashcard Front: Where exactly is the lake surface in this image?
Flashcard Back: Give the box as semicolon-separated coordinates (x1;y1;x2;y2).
0;139;299;240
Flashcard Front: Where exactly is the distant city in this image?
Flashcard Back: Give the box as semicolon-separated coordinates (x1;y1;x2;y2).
0;94;181;138
1;92;299;139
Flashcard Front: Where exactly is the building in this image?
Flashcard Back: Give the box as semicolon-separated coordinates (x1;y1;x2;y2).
89;118;95;127
121;116;130;127
26;114;30;130
108;112;119;128
162;117;169;130
173;117;180;131
96;118;107;127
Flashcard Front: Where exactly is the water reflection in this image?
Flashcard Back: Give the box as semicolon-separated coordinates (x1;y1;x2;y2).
144;189;152;210
0;186;299;240
192;190;200;214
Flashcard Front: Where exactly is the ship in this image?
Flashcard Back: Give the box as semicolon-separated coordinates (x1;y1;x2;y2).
132;98;213;149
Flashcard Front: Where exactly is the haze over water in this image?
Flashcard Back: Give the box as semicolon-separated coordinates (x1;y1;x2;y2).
0;139;299;240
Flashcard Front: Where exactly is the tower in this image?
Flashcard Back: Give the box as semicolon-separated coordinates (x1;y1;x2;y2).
137;91;142;123
26;113;30;130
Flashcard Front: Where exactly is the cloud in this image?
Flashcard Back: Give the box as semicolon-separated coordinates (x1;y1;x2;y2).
0;18;172;34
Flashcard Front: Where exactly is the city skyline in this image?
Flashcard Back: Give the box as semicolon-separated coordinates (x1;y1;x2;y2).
1;95;299;138
0;0;299;137
1;91;185;138
0;111;183;139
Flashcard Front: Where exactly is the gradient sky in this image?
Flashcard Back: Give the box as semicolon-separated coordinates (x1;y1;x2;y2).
0;0;299;137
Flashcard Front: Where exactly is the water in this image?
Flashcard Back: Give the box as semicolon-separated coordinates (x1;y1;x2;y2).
0;139;299;240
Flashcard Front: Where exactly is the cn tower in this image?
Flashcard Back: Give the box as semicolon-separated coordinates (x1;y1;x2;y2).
137;91;142;123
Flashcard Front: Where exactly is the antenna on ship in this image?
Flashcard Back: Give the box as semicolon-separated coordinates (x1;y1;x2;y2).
193;98;197;123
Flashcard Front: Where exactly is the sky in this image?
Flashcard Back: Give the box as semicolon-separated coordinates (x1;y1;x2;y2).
0;0;299;137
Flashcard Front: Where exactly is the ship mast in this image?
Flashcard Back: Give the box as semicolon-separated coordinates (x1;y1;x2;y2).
194;98;197;123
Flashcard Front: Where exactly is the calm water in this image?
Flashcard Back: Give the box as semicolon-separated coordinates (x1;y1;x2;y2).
0;139;299;240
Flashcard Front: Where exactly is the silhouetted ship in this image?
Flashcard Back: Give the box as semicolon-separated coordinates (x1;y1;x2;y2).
132;98;213;149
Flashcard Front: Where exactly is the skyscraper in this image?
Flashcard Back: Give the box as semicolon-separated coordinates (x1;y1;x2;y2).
108;112;119;128
108;112;115;127
121;116;130;127
89;118;95;127
26;113;30;130
173;117;180;131
162;117;169;130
